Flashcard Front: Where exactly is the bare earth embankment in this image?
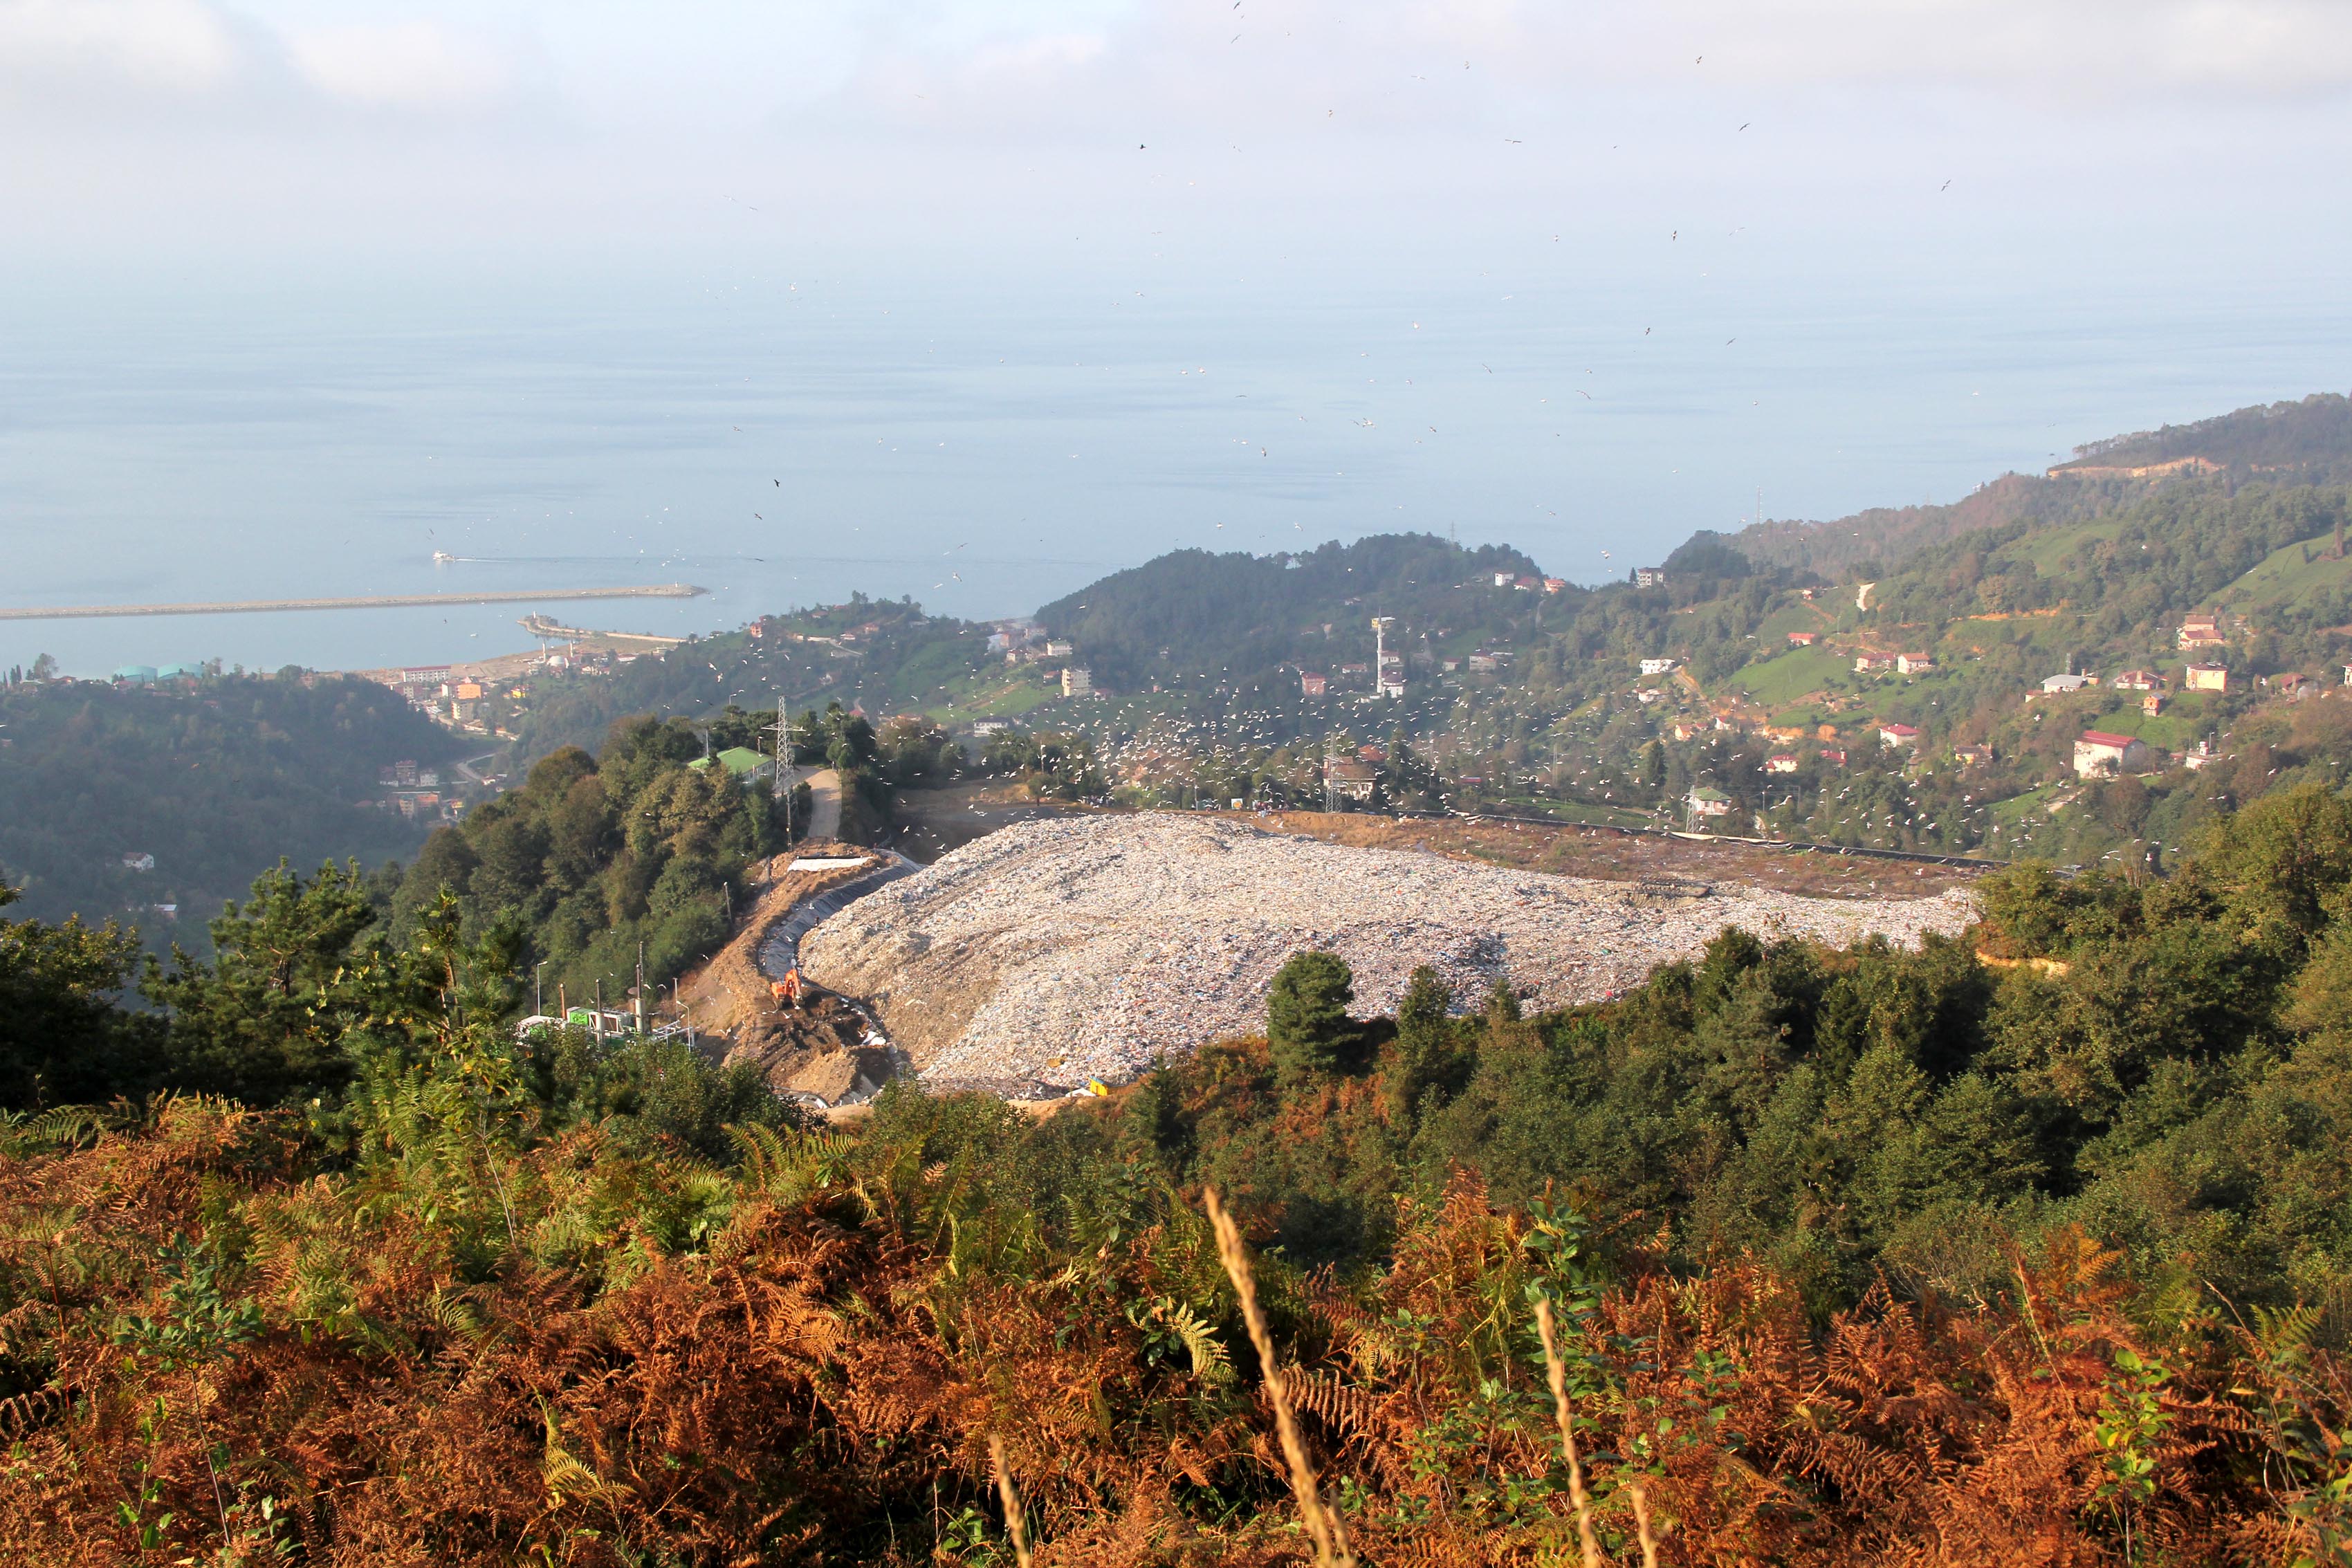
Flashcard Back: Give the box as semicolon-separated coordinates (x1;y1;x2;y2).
798;813;1978;1094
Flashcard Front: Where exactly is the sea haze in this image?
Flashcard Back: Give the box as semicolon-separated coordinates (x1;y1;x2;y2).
4;246;2347;679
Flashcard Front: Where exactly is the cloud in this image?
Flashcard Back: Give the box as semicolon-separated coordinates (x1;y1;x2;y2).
4;0;2347;250
0;0;239;89
959;31;1108;81
284;19;506;109
1630;0;2352;94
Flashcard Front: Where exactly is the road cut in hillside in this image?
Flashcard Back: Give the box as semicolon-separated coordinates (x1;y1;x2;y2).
796;813;1978;1096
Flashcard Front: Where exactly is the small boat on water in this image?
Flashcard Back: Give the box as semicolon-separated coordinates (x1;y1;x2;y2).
431;551;456;564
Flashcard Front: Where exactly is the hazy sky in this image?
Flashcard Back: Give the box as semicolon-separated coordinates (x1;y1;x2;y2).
8;0;2352;264
8;0;2352;679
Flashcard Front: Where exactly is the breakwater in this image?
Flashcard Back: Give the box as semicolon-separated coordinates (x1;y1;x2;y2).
0;585;707;620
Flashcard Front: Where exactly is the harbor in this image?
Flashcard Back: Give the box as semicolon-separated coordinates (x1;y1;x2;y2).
0;584;706;620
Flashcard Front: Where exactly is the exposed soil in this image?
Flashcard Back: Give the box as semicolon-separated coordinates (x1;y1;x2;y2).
671;840;906;1106
1242;810;1990;898
882;781;1087;863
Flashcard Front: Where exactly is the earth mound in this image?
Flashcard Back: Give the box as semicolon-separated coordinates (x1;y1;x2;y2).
796;814;1978;1092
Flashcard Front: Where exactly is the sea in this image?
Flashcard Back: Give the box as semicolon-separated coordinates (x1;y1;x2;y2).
4;241;2347;679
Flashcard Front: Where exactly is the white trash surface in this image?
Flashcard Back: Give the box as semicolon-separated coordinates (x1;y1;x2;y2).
798;814;1977;1091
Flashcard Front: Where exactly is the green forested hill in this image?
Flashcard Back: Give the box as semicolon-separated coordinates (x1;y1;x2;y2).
0;673;452;951
392;715;793;1011
504;597;995;764
1731;471;2118;580
1036;534;1546;690
1734;392;2352;581
2055;390;2352;478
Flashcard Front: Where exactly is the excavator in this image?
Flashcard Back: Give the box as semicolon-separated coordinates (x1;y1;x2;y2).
770;968;805;1010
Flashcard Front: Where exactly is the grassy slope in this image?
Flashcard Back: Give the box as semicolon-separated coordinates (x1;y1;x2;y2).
2221;533;2352;613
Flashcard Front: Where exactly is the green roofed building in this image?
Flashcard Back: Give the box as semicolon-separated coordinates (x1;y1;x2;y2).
113;665;158;683
688;746;771;783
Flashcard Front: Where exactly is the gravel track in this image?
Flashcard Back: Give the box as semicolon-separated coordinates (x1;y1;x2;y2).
797;813;1978;1091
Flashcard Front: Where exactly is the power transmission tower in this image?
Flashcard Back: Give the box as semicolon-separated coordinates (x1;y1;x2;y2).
771;703;795;842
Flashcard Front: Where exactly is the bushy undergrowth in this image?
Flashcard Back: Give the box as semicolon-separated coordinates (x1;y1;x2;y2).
0;787;2349;1563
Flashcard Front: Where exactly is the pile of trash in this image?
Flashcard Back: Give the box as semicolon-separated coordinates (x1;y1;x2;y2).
797;813;1977;1093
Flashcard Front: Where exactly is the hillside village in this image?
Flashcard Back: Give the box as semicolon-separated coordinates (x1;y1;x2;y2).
10;394;2350;965
380;397;2352;880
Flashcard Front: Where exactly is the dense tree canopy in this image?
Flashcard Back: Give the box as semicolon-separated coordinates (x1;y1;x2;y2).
392;714;791;1014
0;673;448;954
2;782;2351;1561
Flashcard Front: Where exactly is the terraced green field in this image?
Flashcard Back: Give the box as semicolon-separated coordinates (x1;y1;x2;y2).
2218;533;2352;612
1728;645;1850;706
1997;516;2127;578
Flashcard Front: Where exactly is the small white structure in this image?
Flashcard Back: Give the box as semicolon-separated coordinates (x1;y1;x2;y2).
1639;658;1678;676
1325;759;1379;800
2075;730;2151;778
1684;786;1734;827
1879;723;1922;748
2042;673;2097;694
1061;667;1094;697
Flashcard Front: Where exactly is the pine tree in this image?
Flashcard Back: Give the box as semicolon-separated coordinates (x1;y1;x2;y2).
1385;965;1460;1123
1267;950;1354;1082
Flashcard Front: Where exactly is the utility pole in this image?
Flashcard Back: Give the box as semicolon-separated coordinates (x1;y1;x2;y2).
534;961;545;1018
634;942;645;1035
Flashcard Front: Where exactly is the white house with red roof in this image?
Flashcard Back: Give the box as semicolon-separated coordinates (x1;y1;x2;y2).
2074;730;2151;777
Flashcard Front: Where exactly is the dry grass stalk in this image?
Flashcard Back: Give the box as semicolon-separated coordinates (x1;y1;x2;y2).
1204;1186;1352;1568
1627;1479;1659;1568
1534;1295;1604;1568
988;1435;1035;1568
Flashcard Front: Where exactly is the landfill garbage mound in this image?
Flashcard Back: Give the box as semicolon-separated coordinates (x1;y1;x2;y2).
796;814;1979;1093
